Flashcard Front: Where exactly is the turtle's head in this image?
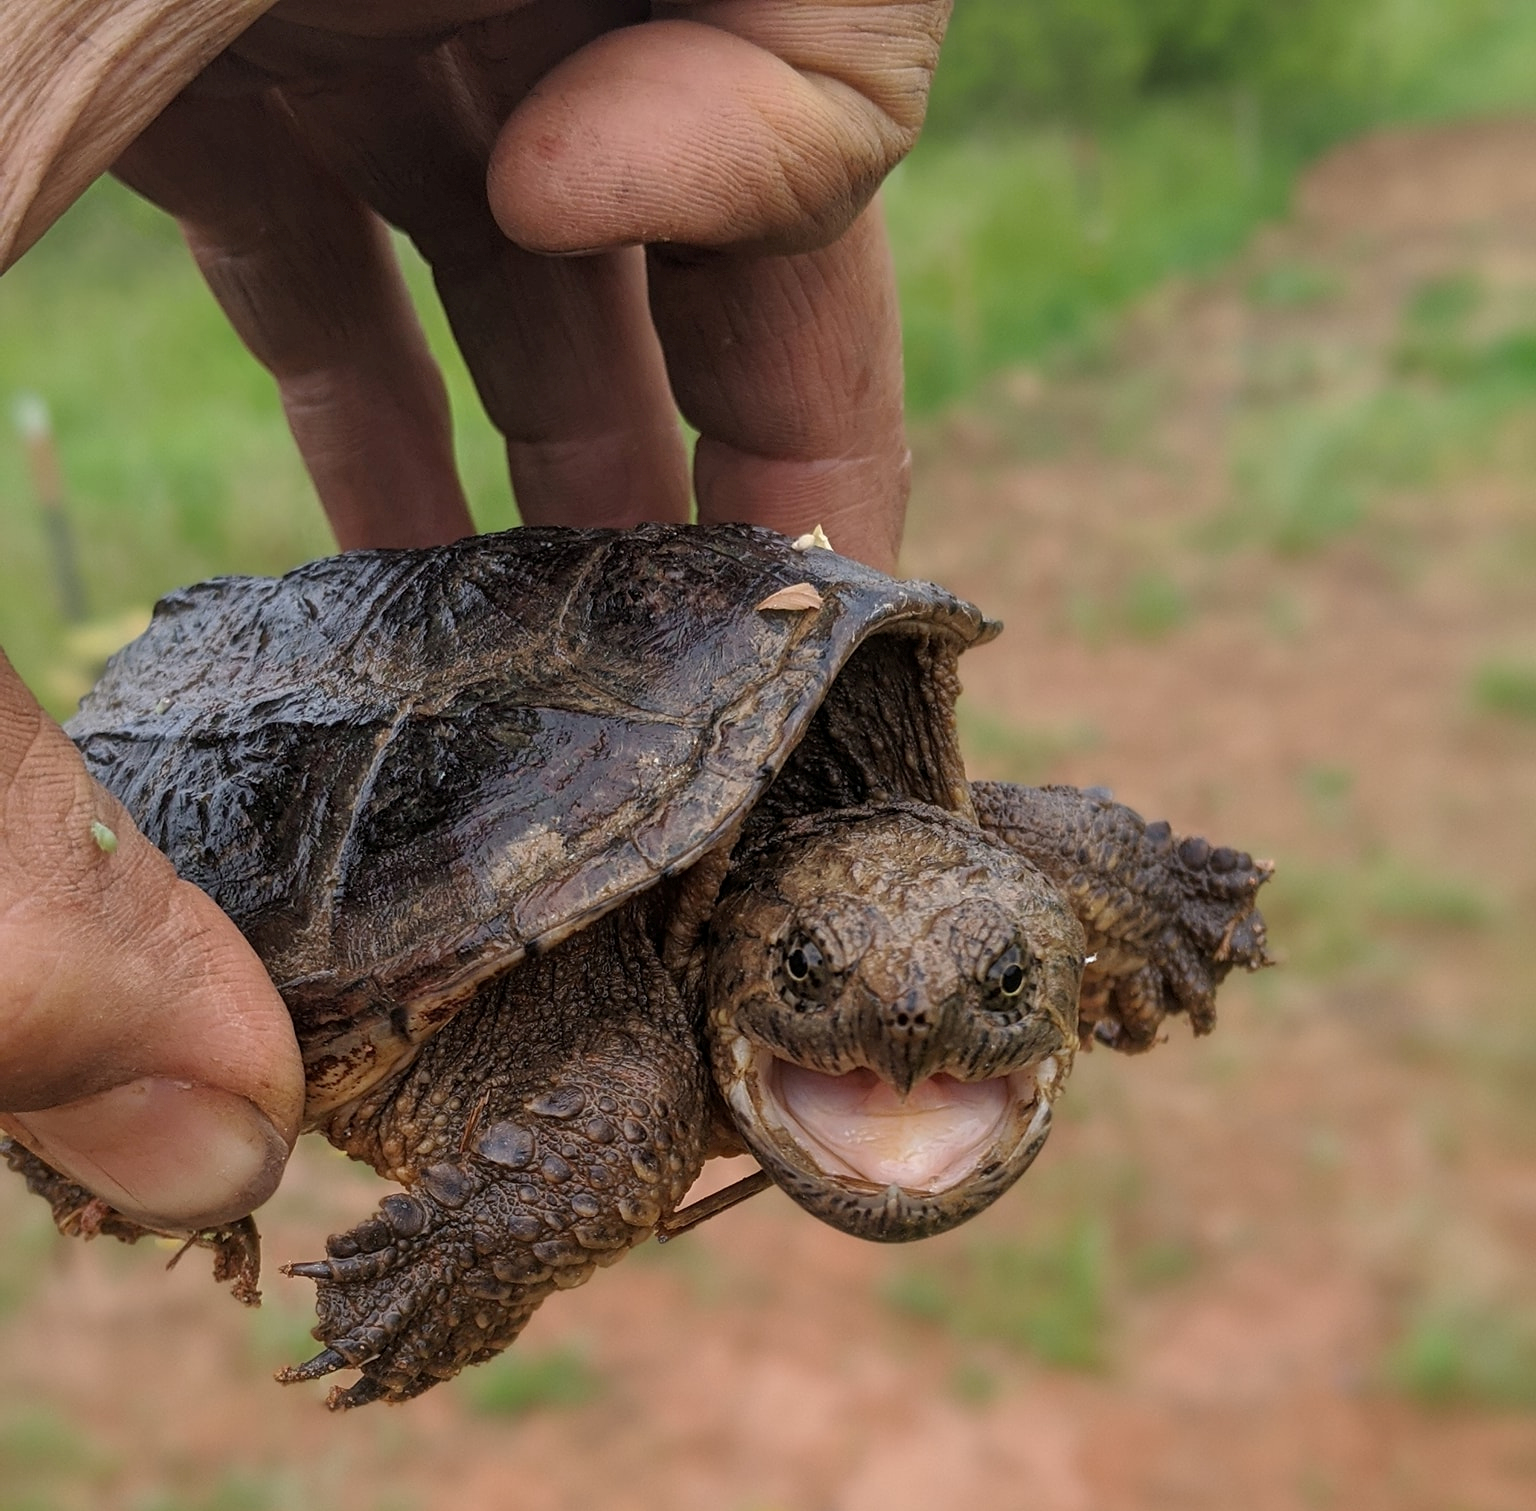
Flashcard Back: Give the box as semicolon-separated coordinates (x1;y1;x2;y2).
706;804;1084;1240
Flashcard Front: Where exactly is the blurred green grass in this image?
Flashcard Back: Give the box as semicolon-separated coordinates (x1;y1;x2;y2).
128;1469;418;1511
1201;272;1536;557
1260;851;1497;979
924;0;1536;143
886;1218;1112;1371
956;706;1102;785
896;0;1536;411
1245;261;1343;311
1471;659;1536;723
457;1344;600;1419
0;1391;420;1511
884;1155;1207;1375
885;104;1294;412
1385;1301;1536;1410
1065;570;1193;648
0;1198;57;1327
0;1402;112;1511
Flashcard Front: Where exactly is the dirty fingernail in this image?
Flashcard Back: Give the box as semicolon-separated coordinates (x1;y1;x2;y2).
9;1078;289;1230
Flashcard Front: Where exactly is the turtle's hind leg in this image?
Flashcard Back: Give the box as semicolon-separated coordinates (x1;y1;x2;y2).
2;1136;262;1304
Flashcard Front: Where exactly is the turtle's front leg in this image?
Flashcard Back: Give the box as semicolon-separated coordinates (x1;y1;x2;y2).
282;914;710;1408
280;1076;703;1408
972;782;1273;1051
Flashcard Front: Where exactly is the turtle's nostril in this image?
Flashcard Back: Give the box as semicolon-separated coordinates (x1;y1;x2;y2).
887;992;932;1035
873;998;943;1096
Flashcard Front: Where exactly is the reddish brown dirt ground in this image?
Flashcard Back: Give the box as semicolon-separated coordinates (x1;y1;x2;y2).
4;121;1536;1511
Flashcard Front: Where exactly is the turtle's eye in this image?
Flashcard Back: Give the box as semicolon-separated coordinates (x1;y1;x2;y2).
778;935;834;1007
985;943;1030;999
785;942;818;981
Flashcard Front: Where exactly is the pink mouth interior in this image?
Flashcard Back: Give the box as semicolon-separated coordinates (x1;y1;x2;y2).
770;1063;1015;1193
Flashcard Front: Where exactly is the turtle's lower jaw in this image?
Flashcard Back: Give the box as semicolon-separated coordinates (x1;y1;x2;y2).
717;1037;1068;1241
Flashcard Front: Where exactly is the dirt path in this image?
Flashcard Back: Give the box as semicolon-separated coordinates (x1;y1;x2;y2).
4;121;1536;1511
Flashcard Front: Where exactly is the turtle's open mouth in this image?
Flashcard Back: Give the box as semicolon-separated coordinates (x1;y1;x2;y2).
762;1057;1051;1193
715;1033;1065;1238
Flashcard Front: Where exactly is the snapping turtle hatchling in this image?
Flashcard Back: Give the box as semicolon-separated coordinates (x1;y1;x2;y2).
4;524;1271;1408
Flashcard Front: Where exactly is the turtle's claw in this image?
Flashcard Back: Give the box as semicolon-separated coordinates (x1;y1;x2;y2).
282;1259;333;1280
276;1347;351;1385
327;1375;387;1411
283;1248;399;1283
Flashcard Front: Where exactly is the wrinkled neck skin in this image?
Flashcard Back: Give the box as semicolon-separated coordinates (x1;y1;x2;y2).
704;803;1085;1241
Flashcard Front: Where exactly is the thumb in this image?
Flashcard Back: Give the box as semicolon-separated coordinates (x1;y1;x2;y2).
1;654;303;1230
487;6;948;256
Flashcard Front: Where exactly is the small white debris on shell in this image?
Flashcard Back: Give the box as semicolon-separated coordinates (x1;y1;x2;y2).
790;524;833;552
755;583;823;613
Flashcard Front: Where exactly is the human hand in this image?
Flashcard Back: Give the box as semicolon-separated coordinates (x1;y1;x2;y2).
0;653;302;1230
7;0;951;571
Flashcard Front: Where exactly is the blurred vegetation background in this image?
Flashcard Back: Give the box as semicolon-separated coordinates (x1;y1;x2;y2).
4;0;1536;711
898;0;1536;407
